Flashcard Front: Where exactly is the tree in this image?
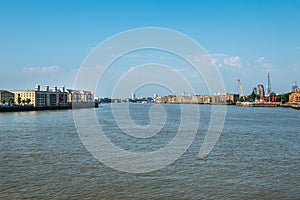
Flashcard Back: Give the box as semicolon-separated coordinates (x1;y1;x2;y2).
238;96;246;102
226;99;233;105
25;98;31;104
248;90;256;102
21;99;25;104
1;99;5;104
280;93;290;103
8;97;14;105
17;95;22;104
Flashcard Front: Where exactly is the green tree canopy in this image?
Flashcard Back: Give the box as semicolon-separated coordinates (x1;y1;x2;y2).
17;95;21;104
8;97;14;104
25;98;31;104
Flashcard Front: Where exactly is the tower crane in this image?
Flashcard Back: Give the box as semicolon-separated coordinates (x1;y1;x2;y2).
238;79;246;102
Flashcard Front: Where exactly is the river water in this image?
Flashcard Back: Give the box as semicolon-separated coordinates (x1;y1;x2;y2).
0;104;299;199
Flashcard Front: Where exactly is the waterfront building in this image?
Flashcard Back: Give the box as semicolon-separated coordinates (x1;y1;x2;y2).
131;93;136;100
155;95;212;104
211;93;239;104
289;89;300;103
11;86;94;107
257;84;265;100
176;95;203;104
202;95;211;104
12;86;68;107
154;96;169;103
66;89;94;104
0;90;14;103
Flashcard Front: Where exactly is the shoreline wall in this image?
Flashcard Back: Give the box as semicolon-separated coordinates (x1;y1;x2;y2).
0;103;98;113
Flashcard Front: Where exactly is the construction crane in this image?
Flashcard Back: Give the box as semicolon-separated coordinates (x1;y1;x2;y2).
238;79;246;102
266;72;271;96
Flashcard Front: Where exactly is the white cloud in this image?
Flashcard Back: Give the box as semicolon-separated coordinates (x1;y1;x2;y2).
23;65;60;72
255;57;265;63
208;54;226;66
255;57;273;72
209;54;242;68
223;56;241;67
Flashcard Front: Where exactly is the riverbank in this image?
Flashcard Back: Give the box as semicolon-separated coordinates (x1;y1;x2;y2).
236;102;299;109
0;103;98;112
1;102;298;112
291;104;300;110
236;102;280;107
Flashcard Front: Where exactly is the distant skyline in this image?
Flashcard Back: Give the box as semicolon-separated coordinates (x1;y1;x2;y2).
0;0;300;98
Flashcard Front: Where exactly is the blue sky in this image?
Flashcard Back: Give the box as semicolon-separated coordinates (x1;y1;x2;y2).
0;0;299;97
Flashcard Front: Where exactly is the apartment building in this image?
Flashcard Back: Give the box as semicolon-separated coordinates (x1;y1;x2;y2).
211;93;240;105
66;89;94;104
155;95;212;104
12;85;68;107
289;89;300;103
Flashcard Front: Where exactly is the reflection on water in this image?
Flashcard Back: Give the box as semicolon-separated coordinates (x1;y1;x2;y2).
0;105;299;199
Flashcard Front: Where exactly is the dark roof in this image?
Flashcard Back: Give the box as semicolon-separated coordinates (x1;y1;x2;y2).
0;90;13;94
0;90;12;93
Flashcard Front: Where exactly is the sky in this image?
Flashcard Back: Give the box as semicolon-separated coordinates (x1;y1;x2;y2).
0;0;299;98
